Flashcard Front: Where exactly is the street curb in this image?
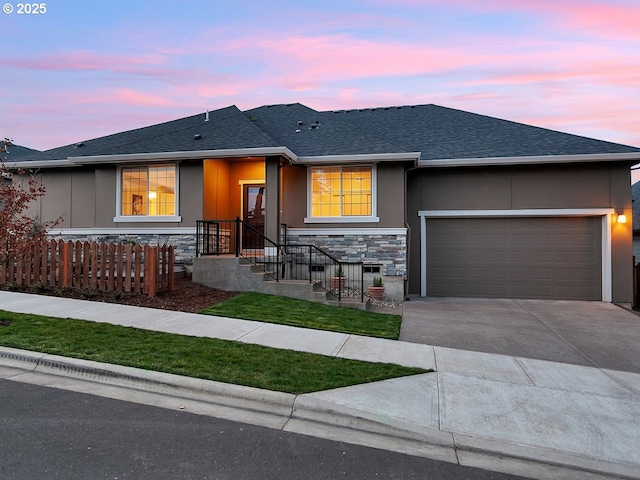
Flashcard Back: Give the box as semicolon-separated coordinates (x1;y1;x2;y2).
0;346;296;429
287;394;640;480
1;347;638;480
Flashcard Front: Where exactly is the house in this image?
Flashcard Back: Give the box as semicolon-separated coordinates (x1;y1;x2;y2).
9;103;640;304
632;181;640;261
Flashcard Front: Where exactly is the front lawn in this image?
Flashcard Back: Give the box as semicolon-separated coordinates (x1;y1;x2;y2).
0;310;425;394
200;292;402;339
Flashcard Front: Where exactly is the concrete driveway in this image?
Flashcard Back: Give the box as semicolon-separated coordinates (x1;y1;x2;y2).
400;297;640;373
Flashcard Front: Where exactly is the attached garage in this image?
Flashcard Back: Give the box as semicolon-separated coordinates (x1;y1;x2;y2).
418;210;613;301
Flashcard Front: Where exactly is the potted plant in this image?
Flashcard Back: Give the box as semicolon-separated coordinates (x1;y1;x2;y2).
368;276;385;300
330;265;346;290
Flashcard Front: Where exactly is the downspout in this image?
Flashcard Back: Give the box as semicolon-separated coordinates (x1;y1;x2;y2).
404;159;421;300
279;158;293;245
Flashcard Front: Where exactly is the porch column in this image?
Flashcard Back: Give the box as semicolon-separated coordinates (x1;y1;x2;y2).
264;156;281;243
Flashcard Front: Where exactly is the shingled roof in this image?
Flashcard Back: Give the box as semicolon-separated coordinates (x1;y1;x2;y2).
12;103;640;165
318;104;640;160
3;143;39;162
14;106;278;163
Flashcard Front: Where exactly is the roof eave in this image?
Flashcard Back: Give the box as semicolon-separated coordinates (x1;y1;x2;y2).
7;147;298;169
67;147;298;165
419;152;640;168
6;160;74;169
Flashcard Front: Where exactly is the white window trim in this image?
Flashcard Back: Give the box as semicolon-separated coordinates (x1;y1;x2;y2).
304;164;379;223
114;163;182;223
417;209;614;302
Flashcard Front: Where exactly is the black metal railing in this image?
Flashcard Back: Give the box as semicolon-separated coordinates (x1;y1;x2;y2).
240;220;284;281
196;220;237;256
280;244;363;301
196;219;364;301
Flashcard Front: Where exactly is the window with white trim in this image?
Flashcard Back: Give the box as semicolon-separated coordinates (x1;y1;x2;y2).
309;165;374;219
117;164;179;221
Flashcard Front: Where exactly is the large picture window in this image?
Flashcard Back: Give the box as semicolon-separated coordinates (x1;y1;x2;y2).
310;165;373;219
118;164;178;220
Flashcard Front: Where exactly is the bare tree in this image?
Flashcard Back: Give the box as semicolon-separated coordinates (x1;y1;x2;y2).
1;138;62;265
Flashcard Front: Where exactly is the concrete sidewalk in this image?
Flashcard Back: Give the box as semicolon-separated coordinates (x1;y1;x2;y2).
1;291;639;480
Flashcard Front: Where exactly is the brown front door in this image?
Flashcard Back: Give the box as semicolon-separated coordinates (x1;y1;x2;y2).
243;184;265;248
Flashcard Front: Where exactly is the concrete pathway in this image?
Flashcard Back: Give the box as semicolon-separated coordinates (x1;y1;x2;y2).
1;291;639;480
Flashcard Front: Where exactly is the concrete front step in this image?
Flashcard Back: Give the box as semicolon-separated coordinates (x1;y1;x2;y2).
192;256;367;308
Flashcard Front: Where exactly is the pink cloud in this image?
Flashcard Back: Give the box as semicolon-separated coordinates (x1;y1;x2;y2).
478;58;640;89
393;0;640;40
516;0;640;39
113;89;180;108
2;50;172;77
248;34;482;80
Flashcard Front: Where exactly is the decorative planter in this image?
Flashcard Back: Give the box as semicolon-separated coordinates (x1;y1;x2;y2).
330;276;347;290
367;286;385;300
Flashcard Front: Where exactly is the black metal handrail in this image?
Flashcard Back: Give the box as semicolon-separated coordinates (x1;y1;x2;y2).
196;218;364;301
280;244;363;301
239;218;284;281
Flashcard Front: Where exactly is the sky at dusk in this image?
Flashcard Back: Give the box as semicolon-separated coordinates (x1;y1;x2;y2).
1;0;639;176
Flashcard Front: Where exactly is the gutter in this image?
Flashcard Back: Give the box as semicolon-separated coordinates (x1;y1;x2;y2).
6;147;299;169
67;146;299;165
419;152;640;168
5;160;74;169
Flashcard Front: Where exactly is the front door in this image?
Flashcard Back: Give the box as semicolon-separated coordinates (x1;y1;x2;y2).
243;184;265;248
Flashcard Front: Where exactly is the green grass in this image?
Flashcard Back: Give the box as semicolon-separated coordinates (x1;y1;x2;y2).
0;310;426;394
200;292;402;339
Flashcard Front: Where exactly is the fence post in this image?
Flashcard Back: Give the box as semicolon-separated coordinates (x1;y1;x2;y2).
133;245;142;293
81;242;90;289
124;243;132;292
168;245;174;291
15;247;24;287
61;241;72;288
146;245;157;298
23;243;33;287
89;242;98;290
49;239;57;287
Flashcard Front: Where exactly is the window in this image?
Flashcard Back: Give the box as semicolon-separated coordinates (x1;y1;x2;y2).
116;164;180;222
309;165;376;221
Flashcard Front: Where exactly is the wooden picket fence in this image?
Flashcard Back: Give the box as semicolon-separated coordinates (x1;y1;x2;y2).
0;240;174;297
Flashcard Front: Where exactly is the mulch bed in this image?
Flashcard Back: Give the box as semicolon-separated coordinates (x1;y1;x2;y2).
1;274;240;314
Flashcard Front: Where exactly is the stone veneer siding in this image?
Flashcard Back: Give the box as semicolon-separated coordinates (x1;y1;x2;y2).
49;233;197;264
284;232;407;278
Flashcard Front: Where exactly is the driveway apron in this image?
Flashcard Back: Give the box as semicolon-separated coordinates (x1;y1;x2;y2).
400;298;640;373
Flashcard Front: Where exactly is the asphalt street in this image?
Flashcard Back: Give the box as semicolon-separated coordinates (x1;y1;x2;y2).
0;379;533;480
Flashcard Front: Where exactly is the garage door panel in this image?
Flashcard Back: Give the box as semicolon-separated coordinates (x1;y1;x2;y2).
515;251;552;262
551;251;598;264
426;217;601;300
469;234;509;246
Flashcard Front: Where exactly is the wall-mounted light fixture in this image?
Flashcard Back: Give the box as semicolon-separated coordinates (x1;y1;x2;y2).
616;212;627;224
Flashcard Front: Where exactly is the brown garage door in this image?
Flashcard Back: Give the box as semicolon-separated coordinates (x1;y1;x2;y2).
426;217;602;300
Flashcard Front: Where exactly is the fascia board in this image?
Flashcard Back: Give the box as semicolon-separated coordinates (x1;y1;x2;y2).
419;152;640;168
66;147;298;165
295;152;421;165
6;160;73;169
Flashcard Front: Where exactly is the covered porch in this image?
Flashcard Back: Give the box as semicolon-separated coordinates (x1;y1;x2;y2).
196;155;366;305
